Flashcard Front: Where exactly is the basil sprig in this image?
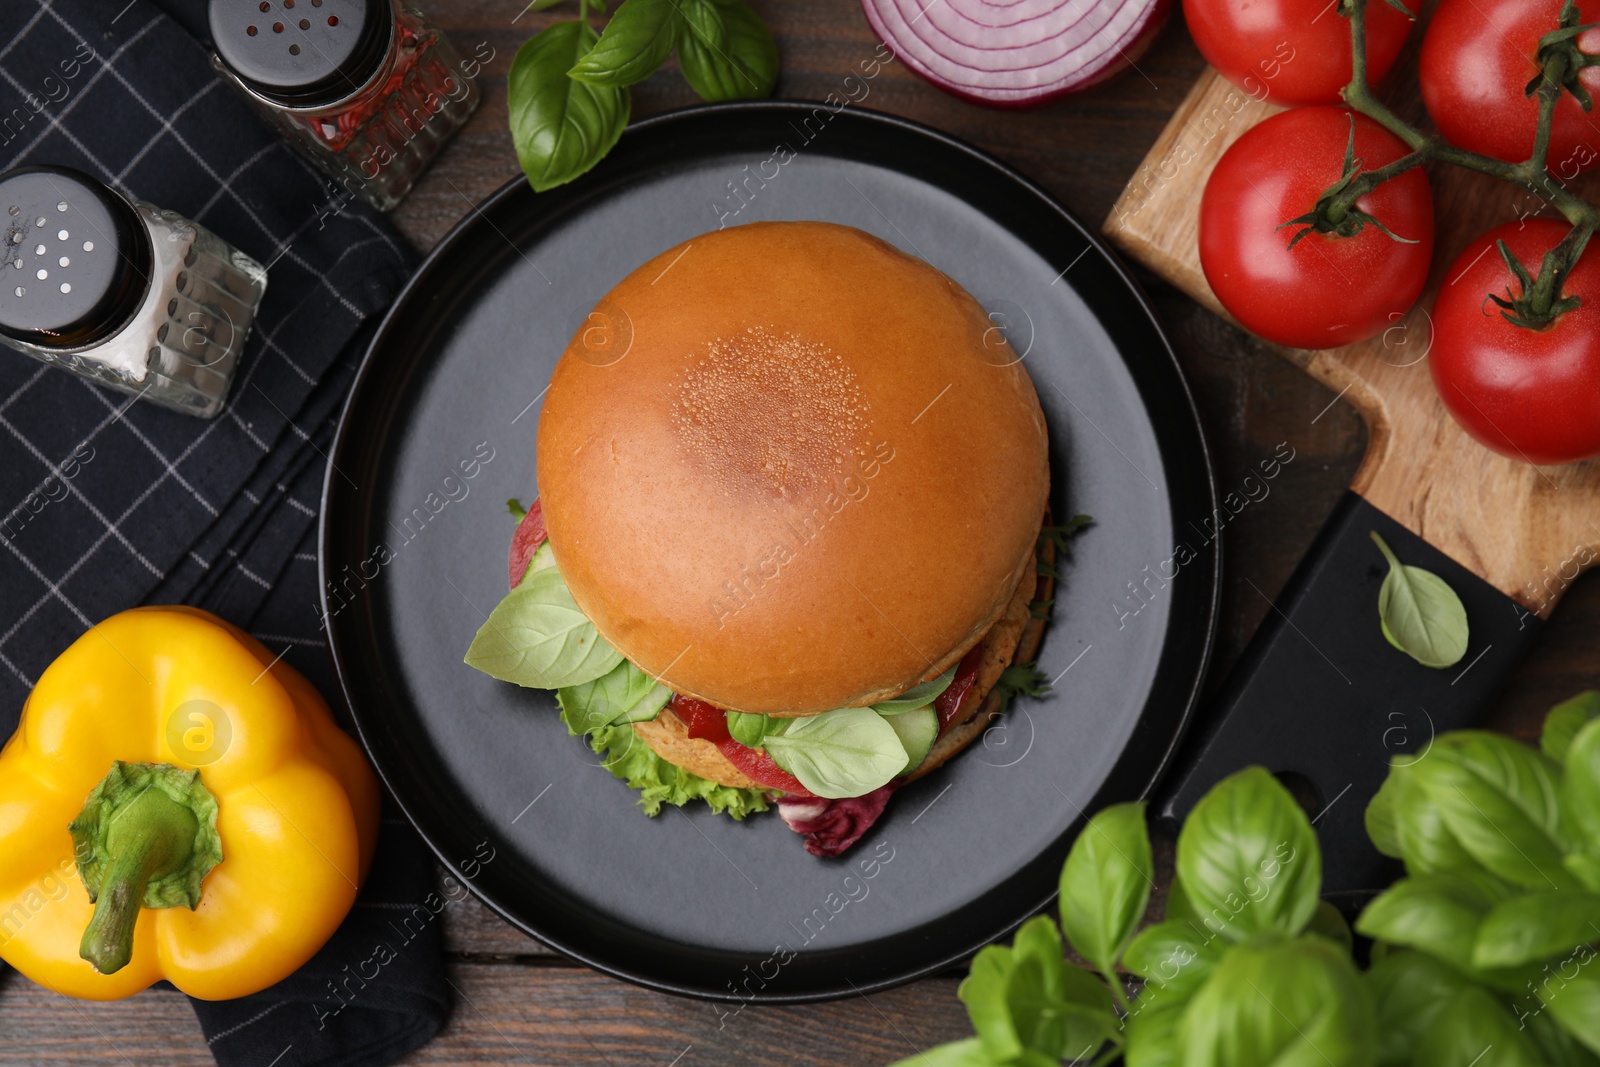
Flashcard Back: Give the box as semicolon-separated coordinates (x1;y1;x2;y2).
1371;530;1470;669
1354;696;1600;1060
508;0;777;193
889;769;1372;1067
887;691;1600;1067
464;563;623;688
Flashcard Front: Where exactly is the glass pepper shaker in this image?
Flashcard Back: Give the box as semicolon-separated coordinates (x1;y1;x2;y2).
0;166;267;419
209;0;481;212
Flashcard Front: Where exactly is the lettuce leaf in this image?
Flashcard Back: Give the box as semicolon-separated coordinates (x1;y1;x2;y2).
586;722;771;820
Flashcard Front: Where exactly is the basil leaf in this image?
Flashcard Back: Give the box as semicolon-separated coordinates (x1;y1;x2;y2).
725;710;768;748
1373;756;1487;875
1524;1009;1600;1067
1306;899;1355;956
1054;967;1120;1061
1365;769;1405;860
1122;920;1220;998
1410;731;1575;890
1178;934;1377;1067
557;659;669;735
1354;870;1518;973
1473;889;1600;970
1415;987;1543;1067
1371;531;1470;669
872;666;957;714
960;945;1026;1062
957;927;1115;1065
1163;872;1201;926
1364;950;1476;1067
567;0;678;87
465;565;623;688
674;0;778;102
884;1038;998;1067
1011;914;1120;1057
508;20;630;192
1060;801;1153;979
1535;974;1600;1060
1545;691;1600;763
1564;718;1600;861
764;707;907;799
1568;853;1600;894
1009;917;1094;1058
1011;915;1067;1004
1564;719;1600;892
1175;767;1321;941
1124;994;1186;1067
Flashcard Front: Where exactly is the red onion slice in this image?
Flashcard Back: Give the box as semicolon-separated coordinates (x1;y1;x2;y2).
776;785;897;857
861;0;1173;108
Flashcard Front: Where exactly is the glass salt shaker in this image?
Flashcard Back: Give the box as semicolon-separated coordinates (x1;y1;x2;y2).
0;166;267;419
209;0;481;212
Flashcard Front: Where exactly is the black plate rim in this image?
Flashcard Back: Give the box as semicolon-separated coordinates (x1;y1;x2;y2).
320;99;1221;1002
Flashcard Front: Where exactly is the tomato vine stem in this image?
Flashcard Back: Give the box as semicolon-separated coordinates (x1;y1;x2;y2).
1314;0;1600;326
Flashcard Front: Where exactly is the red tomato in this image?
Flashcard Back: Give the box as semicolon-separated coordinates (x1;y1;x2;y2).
670;695;815;797
1184;0;1418;106
1199;106;1434;350
508;497;547;590
1420;0;1600;173
1429;220;1600;465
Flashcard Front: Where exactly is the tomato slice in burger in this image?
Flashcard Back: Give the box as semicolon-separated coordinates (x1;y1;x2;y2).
508;498;548;589
670;695;815;797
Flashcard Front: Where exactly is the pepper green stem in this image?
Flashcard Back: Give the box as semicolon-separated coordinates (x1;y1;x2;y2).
78;788;197;975
68;761;223;976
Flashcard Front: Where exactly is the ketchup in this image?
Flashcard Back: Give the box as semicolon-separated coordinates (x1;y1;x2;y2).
670;694;815;797
934;645;985;730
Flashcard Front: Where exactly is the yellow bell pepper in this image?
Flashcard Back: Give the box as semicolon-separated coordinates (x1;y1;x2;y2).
0;606;379;1001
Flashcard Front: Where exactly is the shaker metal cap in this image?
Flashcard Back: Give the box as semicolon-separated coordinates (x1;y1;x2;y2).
0;166;148;349
210;0;390;107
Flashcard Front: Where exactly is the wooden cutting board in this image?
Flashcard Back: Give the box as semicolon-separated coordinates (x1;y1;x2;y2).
1102;67;1600;618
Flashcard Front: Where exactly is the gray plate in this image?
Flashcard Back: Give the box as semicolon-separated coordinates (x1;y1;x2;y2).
321;102;1219;1001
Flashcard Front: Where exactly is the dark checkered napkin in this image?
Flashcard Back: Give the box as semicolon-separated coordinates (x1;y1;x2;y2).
0;0;451;1064
0;0;409;707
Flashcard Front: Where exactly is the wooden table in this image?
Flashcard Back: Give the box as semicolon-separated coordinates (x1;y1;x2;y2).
7;1;1599;1061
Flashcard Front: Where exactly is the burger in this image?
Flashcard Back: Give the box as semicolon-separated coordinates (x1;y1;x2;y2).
465;221;1082;856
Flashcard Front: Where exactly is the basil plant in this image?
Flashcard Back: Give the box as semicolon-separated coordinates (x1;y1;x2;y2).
890;692;1600;1067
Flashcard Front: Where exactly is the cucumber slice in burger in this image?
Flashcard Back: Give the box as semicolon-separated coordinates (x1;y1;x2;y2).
885;706;938;775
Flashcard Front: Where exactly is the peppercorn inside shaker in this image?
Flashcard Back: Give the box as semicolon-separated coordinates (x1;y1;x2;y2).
209;0;481;212
0;166;268;419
